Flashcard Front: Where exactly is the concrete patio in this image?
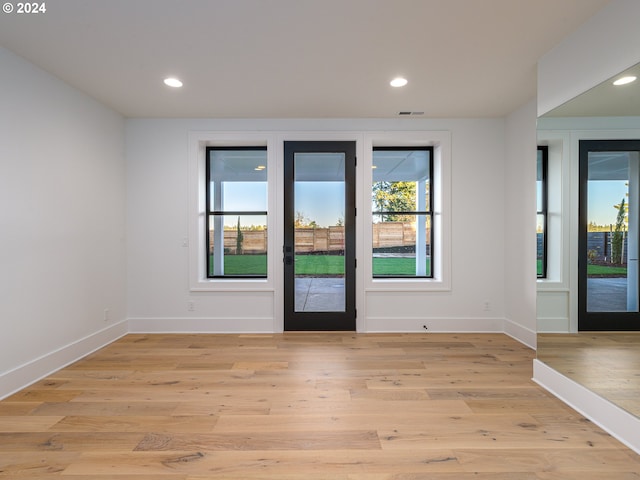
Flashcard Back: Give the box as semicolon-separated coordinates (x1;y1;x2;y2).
295;277;345;312
587;277;629;311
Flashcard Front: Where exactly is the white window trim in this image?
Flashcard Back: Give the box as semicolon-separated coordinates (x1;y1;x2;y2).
188;132;277;292
536;132;570;289
188;129;451;296
363;131;452;292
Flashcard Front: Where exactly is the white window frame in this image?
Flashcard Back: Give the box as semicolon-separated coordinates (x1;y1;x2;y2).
536;131;570;288
364;131;451;292
188;132;277;292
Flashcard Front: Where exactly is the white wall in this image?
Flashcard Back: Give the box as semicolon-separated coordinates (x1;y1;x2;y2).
503;99;538;348
126;118;512;335
0;48;127;398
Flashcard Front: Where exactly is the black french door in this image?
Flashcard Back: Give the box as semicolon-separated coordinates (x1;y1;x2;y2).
283;141;356;331
579;139;640;331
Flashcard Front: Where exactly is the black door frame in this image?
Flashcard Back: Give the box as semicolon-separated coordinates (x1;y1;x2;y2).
283;141;356;331
578;139;640;331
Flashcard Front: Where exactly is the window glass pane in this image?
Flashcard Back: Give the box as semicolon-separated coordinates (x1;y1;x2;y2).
209;149;267;211
537;150;544;212
207;147;268;278
372;148;432;278
372;214;431;277
537;147;547;278
372;149;430;213
208;214;267;276
537;214;545;277
223;182;267;211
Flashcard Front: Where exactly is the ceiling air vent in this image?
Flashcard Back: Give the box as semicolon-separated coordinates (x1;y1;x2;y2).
397;111;424;116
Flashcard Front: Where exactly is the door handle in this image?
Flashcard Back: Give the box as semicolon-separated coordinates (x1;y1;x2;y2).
283;245;293;265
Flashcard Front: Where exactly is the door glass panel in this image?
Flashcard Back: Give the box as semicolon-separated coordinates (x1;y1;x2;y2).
586;151;639;312
294;152;345;312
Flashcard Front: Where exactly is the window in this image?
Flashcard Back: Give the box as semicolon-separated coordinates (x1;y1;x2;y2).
372;147;433;278
537;146;548;278
206;147;268;278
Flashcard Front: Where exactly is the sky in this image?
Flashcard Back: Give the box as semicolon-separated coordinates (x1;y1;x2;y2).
218;182;267;228
216;181;345;228
225;178;629;230
295;182;344;227
588;180;628;227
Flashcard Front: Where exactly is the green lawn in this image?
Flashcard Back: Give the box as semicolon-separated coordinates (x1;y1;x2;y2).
295;255;345;275
538;260;627;277
373;257;430;276
587;264;627;276
215;255;627;277
213;255;268;276
211;254;429;276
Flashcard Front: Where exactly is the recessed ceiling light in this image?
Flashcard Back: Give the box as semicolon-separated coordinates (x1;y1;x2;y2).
390;77;408;88
613;76;637;86
164;77;183;88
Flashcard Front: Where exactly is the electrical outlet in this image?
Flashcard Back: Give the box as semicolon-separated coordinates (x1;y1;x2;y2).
187;301;195;312
483;301;491;312
103;308;110;322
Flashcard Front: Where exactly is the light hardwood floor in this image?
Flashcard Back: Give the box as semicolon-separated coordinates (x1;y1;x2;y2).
537;332;640;417
1;333;640;478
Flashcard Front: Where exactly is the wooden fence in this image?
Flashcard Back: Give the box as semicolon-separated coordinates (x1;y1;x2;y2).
210;222;425;254
372;222;416;250
586;231;628;263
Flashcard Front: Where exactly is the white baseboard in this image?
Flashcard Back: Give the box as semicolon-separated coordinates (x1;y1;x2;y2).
0;320;128;400
129;317;529;340
364;316;505;333
128;317;276;334
533;359;640;455
503;318;537;349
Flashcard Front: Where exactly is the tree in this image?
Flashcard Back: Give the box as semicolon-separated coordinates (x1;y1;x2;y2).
294;211;318;228
611;198;626;264
236;216;244;254
372;181;416;222
294;211;306;227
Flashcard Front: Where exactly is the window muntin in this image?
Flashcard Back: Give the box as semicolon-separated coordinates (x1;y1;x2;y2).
206;147;267;278
372;147;433;278
537;146;548;278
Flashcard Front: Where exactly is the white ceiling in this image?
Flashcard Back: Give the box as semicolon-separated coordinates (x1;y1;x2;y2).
0;0;611;119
